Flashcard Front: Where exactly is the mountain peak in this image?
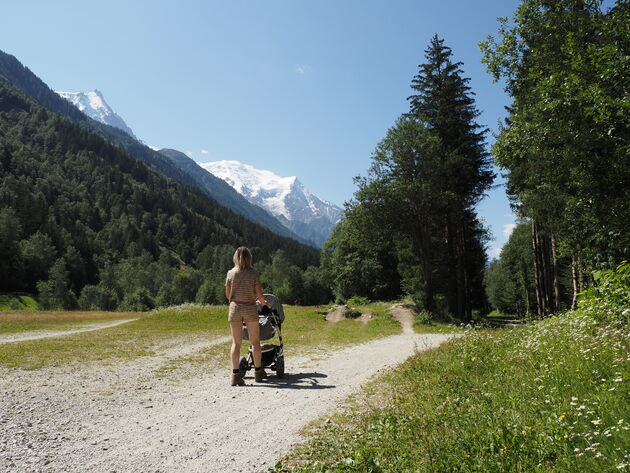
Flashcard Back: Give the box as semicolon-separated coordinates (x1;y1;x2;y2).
200;160;342;247
56;89;137;139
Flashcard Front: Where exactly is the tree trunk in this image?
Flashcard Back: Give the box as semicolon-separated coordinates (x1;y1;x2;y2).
532;220;556;316
571;254;579;310
458;222;471;321
416;225;435;314
532;221;545;315
550;232;561;313
446;219;458;318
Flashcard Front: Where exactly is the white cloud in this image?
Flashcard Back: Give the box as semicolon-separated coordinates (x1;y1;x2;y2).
186;151;193;157
201;149;209;155
503;223;517;238
295;64;309;74
489;247;503;259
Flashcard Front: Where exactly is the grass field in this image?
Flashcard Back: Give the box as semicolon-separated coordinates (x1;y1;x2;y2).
0;305;229;370
272;312;629;472
155;303;406;379
0;310;138;334
0;303;409;371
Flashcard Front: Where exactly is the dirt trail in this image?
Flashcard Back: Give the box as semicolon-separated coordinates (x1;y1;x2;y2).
0;308;454;473
325;305;346;322
0;319;138;344
389;303;416;334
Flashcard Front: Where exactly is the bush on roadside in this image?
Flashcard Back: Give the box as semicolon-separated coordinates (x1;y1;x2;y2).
414;309;433;325
577;261;629;326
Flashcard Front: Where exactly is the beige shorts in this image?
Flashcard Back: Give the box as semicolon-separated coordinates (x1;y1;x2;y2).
228;301;259;323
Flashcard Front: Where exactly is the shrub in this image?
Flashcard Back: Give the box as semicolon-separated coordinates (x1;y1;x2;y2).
78;285;118;311
415;310;433;325
195;279;219;304
344;308;362;319
347;295;370;307
578;261;629;325
118;289;155;312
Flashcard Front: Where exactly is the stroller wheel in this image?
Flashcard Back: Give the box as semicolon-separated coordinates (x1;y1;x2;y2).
239;356;248;374
275;355;285;378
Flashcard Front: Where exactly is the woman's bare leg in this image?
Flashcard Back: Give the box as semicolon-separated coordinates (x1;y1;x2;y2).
229;320;243;370
244;320;262;368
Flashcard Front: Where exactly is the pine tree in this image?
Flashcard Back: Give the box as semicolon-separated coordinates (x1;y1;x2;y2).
407;35;494;320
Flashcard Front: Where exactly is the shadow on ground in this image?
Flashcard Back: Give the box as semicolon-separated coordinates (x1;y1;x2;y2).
245;371;334;390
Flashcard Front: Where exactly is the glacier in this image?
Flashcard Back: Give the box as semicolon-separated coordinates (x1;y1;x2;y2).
200;160;343;247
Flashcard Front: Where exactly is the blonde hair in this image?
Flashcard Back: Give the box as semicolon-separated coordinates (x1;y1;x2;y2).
233;246;253;270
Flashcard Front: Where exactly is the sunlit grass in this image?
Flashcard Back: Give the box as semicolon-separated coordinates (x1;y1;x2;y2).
0;310;139;334
272;312;629;472
0;303;410;372
155;303;405;379
0;305;229;369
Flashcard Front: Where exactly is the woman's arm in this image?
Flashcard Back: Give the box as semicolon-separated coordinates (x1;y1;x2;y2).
255;281;267;306
225;281;231;302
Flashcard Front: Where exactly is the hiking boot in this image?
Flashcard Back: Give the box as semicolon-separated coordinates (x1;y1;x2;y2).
231;371;245;386
254;368;267;382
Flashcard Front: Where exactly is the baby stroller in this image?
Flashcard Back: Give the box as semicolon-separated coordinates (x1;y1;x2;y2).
241;294;285;378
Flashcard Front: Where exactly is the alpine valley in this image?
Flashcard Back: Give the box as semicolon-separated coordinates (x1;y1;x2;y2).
0;49;329;309
53;85;343;247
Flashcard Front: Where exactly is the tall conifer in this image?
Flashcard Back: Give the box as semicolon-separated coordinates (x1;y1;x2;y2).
407;35;494;320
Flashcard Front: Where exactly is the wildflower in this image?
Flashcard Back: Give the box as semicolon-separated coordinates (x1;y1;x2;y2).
564;434;569;439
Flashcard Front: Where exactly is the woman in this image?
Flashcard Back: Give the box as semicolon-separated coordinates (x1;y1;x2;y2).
225;246;268;386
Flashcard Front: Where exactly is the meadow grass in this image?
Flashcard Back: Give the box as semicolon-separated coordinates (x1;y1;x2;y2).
272;312;629;472
0;303;406;372
156;303;404;379
284;303;401;354
0;310;138;334
0;305;229;369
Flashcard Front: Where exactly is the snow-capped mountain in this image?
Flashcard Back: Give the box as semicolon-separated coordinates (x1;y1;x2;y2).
56;90;137;139
200;160;343;247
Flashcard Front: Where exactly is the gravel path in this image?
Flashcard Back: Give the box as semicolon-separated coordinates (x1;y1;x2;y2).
0;319;138;344
0;310;454;473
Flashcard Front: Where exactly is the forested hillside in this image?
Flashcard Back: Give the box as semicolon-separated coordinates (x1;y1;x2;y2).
0;80;319;310
0;50;305;242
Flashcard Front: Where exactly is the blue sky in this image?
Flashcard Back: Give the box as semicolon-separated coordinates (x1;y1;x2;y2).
1;0;522;256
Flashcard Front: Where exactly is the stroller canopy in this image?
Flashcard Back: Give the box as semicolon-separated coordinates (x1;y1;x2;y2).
258;293;285;323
